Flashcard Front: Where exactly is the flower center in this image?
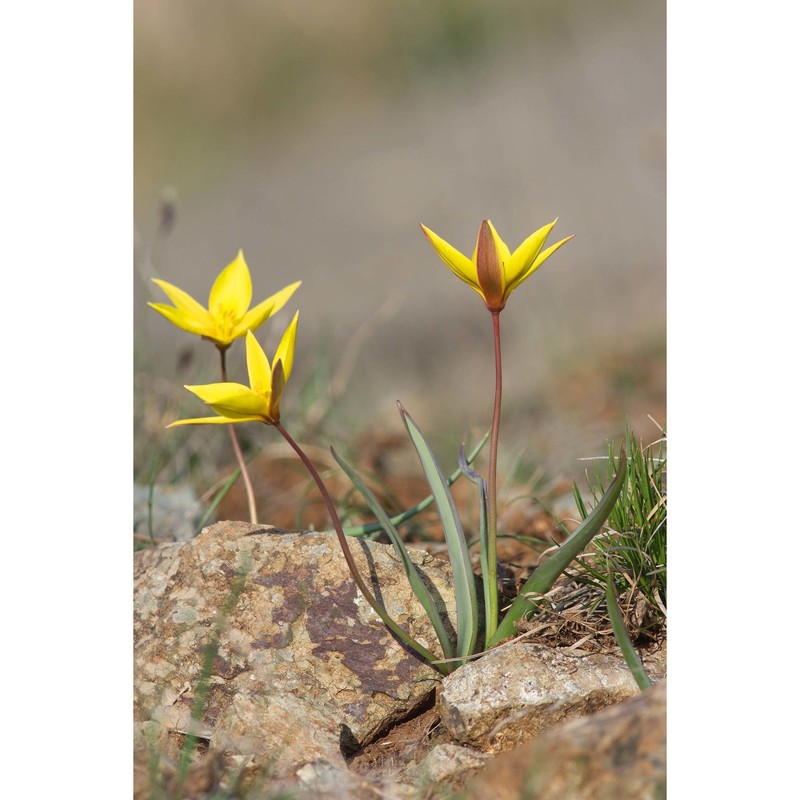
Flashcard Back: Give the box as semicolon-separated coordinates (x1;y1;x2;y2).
213;307;238;342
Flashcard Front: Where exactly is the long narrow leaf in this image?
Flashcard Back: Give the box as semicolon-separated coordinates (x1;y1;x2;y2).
332;447;455;661
399;403;479;662
459;445;494;649
489;447;628;646
605;572;651;691
342;429;490;537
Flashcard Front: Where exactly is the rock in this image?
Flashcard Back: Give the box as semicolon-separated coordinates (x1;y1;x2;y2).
438;641;665;753
133;482;205;542
412;743;492;788
464;680;666;800
134;521;457;785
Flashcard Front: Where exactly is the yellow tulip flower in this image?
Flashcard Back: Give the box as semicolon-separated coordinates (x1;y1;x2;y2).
169;313;299;427
420;219;573;312
149;249;301;348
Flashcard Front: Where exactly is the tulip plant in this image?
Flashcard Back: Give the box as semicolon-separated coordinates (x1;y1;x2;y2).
152;217;627;676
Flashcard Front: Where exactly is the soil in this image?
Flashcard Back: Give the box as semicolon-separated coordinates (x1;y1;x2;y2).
347;701;442;780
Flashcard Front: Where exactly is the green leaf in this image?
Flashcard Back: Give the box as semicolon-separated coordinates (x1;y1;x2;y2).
399;403;479;663
332;446;455;663
458;445;494;649
342;428;491;537
605;572;652;691
489;447;628;647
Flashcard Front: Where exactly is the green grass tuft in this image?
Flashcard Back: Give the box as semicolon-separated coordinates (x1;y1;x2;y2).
570;421;666;640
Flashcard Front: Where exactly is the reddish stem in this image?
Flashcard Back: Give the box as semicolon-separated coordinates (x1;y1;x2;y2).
273;422;441;668
219;347;258;524
485;310;502;640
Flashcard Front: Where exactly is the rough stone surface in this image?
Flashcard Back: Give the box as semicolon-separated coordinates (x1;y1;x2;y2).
264;759;404;800
438;641;666;753
134;521;457;780
412;743;492;787
464;680;666;800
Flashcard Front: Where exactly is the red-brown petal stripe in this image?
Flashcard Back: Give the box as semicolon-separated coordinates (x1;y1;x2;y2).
476;220;505;311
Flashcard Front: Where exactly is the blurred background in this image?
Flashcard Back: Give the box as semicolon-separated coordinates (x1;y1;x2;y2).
134;0;664;533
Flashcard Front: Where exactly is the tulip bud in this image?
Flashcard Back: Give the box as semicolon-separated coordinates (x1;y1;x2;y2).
475;220;506;311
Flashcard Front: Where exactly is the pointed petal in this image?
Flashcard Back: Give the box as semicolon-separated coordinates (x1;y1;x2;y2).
185;381;251;402
273;311;299;383
471;220;511;266
420;224;479;288
245;330;273;395
185;382;269;417
505;219;557;286
151;279;209;318
209;250;252;320
208;402;271;420
269;360;286;421
505;234;574;299
149;279;213;335
167;415;264;427
474;220;507;310
233;280;302;338
147;302;214;338
530;234;574;271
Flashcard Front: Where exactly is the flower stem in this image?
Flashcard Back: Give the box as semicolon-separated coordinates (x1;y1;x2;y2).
274;422;447;672
219;347;258;525
485;310;502;643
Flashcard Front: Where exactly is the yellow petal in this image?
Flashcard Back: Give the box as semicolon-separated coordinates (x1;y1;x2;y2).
505;220;557;288
245;330;273;395
233;280;302;339
505;234;574;298
149;279;214;336
147;302;214;338
168;415;265;427
531;234;574;270
208;250;252;321
420;224;479;289
273;311;299;383
185;383;270;417
185;381;251;403
151;279;210;318
208;402;271;420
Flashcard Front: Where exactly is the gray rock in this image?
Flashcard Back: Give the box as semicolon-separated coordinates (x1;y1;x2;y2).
133;482;204;542
413;743;492;787
438;641;665;753
465;680;666;800
134;521;457;781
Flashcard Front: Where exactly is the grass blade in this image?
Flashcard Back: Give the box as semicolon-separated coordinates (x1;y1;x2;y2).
606;572;652;691
489;447;628;646
332;446;455;661
197;467;241;533
342;428;491;537
399;403;479;662
147;455;159;543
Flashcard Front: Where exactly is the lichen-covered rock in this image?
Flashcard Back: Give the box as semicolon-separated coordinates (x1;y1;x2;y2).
465;680;666;800
134;521;457;780
438;641;665;753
